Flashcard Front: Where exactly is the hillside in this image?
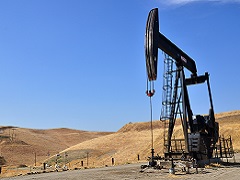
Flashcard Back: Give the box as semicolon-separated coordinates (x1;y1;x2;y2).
52;110;240;168
0;110;239;169
0;127;113;166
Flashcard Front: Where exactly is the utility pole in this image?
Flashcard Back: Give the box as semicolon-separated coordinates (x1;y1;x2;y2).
34;152;37;166
86;152;89;166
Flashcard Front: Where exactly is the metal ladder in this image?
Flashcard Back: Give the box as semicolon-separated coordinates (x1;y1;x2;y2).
160;53;174;151
160;53;174;121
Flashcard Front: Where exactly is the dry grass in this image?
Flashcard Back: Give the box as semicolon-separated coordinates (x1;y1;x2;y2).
55;110;240;168
0;110;239;178
0;127;113;166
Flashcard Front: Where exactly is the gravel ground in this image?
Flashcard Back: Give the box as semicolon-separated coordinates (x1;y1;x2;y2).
1;154;240;180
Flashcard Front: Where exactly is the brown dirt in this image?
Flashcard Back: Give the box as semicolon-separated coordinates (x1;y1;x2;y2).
0;110;239;178
0;127;113;166
1;153;240;180
53;110;240;169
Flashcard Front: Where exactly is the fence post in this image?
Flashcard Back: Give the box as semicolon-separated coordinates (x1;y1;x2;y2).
111;158;114;166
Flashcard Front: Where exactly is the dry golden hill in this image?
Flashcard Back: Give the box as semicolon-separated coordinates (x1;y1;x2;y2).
51;110;240;168
0;110;239;169
0;127;113;166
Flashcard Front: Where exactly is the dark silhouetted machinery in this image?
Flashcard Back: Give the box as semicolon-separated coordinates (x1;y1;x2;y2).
145;8;221;166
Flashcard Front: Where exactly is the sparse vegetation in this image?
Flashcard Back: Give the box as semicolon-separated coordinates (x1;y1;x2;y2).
17;164;28;168
0;110;239;178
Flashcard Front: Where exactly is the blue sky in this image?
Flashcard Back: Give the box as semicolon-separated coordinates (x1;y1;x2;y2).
0;0;239;132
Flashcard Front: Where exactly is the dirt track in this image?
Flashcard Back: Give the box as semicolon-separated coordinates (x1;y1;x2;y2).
1;154;240;180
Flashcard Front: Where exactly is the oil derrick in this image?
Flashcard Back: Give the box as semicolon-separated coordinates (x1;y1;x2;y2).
144;8;225;168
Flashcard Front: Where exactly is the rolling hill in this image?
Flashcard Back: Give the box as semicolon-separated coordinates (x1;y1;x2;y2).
0;127;113;166
0;110;239;169
47;110;240;168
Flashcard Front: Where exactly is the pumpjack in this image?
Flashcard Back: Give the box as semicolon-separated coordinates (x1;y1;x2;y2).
145;8;219;165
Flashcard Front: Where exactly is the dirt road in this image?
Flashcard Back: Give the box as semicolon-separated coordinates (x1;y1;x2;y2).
2;155;240;180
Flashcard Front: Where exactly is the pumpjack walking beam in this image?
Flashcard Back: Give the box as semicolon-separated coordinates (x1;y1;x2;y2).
158;32;197;76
